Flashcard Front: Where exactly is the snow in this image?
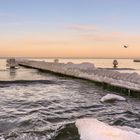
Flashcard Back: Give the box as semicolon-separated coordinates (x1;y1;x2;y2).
76;118;140;140
100;94;126;102
17;60;140;92
66;62;95;70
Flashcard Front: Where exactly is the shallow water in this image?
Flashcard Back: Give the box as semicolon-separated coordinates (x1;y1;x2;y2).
0;59;140;140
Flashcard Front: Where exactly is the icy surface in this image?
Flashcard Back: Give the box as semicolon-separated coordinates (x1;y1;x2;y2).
100;94;126;102
17;60;140;92
66;62;95;70
76;118;140;140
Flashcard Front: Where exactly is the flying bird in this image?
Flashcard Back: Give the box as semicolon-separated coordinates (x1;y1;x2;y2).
123;45;128;48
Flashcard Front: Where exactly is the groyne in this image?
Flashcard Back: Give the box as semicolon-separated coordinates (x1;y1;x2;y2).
17;59;140;97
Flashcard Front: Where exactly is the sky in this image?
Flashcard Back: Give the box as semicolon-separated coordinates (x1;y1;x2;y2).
0;0;140;58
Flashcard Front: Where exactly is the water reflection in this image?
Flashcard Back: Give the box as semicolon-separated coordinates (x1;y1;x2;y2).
9;68;16;79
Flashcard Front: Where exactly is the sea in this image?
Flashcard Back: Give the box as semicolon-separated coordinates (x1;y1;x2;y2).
0;58;140;140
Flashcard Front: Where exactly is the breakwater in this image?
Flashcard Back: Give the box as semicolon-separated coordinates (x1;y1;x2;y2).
17;59;140;97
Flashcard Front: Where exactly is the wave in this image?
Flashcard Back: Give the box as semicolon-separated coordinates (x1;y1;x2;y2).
0;123;80;140
1;118;140;140
52;123;80;140
0;80;59;85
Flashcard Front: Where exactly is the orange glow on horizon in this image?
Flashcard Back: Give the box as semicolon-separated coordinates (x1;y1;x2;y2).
0;32;140;58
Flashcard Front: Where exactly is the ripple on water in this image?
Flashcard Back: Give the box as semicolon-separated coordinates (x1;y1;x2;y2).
0;74;140;139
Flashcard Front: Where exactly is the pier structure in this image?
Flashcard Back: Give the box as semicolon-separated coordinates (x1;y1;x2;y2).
6;58;18;68
17;59;140;97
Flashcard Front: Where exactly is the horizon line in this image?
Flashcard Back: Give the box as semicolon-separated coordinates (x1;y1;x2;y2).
0;57;139;59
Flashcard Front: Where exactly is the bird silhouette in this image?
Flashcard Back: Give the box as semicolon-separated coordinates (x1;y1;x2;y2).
123;45;128;48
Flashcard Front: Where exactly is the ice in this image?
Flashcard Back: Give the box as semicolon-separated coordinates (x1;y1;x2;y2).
66;62;95;70
17;60;140;92
76;118;140;140
100;94;126;102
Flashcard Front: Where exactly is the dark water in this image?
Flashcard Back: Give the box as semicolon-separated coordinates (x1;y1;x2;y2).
0;66;140;139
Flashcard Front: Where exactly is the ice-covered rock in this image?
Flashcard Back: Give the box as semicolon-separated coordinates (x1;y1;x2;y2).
76;118;140;140
118;126;140;135
100;94;126;102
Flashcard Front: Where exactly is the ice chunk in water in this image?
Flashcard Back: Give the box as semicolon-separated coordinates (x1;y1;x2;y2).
100;94;126;102
76;118;140;140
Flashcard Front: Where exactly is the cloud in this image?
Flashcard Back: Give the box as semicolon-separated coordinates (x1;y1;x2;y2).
68;24;97;32
81;33;114;42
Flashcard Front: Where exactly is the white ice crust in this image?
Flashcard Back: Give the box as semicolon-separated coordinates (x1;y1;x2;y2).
76;118;140;140
17;60;140;92
100;94;126;102
66;62;95;70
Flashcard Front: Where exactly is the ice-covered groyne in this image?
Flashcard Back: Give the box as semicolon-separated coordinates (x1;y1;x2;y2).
17;59;140;96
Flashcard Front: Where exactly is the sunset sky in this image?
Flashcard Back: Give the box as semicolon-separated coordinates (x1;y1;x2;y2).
0;0;140;58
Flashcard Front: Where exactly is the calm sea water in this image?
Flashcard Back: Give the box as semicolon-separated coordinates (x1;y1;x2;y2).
0;58;140;140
